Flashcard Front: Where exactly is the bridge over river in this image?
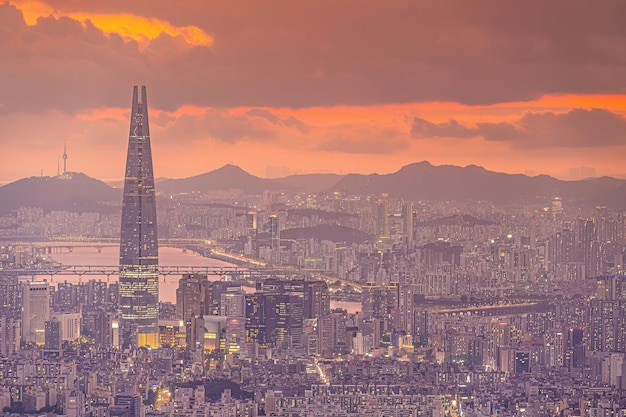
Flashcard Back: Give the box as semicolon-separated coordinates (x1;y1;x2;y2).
1;265;259;278
12;238;213;254
1;239;363;291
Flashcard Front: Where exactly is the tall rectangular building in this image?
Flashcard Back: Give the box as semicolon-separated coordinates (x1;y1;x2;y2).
245;293;267;347
176;274;211;322
22;281;50;345
44;319;62;351
119;86;159;348
269;214;280;264
0;316;21;356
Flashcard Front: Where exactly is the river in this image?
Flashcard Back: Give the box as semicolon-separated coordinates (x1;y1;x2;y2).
47;246;361;313
48;246;232;303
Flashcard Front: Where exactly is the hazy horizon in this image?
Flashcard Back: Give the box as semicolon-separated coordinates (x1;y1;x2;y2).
0;159;621;188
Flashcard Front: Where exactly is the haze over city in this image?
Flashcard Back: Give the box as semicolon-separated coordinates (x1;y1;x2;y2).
3;2;626;417
1;0;626;182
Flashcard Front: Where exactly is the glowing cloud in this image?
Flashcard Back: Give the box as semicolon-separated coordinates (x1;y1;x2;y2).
8;0;213;47
69;12;213;46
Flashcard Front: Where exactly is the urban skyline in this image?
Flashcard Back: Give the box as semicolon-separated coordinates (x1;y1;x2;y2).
2;2;626;417
1;1;625;183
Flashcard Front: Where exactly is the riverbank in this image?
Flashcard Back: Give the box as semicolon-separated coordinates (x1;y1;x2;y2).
191;246;268;269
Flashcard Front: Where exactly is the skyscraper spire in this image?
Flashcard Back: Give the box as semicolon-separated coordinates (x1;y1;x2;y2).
119;86;159;348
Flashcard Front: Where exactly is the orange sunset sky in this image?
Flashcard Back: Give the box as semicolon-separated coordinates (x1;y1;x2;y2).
1;0;626;183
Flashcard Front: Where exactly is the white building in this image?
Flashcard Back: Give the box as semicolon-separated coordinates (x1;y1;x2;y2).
51;312;82;341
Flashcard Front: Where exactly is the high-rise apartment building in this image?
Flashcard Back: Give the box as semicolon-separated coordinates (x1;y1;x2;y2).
44;319;62;351
0;316;21;356
403;202;414;244
245;211;259;258
269;214;281;264
119;86;159;348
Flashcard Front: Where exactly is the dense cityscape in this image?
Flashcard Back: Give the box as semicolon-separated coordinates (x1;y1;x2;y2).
0;85;624;417
3;2;626;417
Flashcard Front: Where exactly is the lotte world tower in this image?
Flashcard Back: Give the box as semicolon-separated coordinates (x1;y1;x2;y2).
119;86;159;348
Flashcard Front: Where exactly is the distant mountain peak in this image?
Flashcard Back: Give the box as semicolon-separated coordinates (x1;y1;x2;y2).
0;172;119;214
217;164;246;172
158;164;272;195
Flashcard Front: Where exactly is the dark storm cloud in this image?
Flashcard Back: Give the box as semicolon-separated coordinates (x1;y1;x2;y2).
411;108;626;148
2;1;626;113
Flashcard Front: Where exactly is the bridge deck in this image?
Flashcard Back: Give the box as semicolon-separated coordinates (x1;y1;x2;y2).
0;265;269;277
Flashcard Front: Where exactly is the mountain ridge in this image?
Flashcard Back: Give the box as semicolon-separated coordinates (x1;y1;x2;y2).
2;162;626;213
330;161;624;206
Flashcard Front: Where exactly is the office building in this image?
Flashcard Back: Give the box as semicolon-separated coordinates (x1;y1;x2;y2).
22;281;50;345
50;312;81;341
114;394;143;417
176;274;211;322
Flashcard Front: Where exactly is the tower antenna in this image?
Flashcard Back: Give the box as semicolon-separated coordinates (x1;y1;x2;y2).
63;140;68;175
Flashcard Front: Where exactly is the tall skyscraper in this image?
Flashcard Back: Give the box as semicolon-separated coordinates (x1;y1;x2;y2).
376;199;390;239
403;202;414;244
269;214;280;264
119;85;159;348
